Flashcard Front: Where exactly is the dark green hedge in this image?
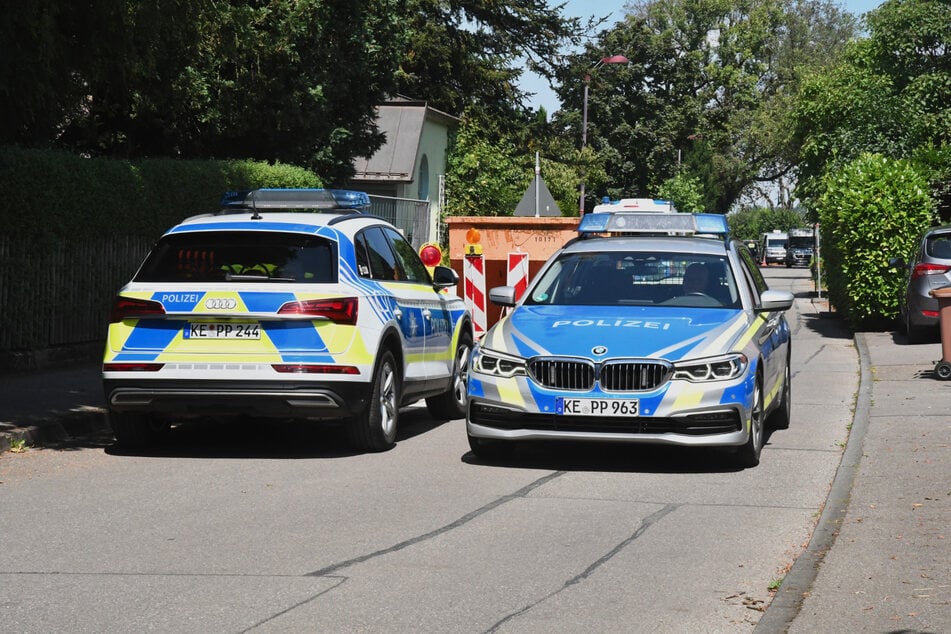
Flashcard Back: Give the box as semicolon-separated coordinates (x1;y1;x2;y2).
0;146;322;238
0;146;322;366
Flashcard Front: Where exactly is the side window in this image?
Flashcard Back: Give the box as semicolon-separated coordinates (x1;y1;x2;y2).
383;227;430;283
737;245;768;304
360;227;402;281
354;232;372;278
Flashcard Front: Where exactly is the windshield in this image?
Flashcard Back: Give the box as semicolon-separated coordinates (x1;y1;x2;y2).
135;231;336;283
788;237;813;249
525;251;740;309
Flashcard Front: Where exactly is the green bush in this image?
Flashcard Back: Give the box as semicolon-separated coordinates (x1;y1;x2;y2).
0;146;322;363
0;146;321;237
816;153;936;328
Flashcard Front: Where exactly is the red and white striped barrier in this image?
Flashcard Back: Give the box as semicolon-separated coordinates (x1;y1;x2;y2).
506;252;529;302
463;254;487;337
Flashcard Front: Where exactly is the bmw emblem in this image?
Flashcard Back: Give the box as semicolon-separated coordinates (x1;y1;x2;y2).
592;346;608;356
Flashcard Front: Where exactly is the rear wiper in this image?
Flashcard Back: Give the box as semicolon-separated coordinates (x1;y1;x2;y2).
225;273;295;282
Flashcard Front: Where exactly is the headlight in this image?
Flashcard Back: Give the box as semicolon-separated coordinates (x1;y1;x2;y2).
473;347;527;378
672;353;748;382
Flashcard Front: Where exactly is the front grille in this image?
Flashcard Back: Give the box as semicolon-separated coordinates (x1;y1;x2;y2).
528;358;595;390
599;361;672;391
527;357;671;392
470;403;741;435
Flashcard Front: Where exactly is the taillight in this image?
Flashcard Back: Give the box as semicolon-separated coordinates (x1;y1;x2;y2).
278;297;358;325
102;363;164;372
109;296;166;323
911;263;951;280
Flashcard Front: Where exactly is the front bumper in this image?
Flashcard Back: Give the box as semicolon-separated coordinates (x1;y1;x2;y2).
467;399;746;446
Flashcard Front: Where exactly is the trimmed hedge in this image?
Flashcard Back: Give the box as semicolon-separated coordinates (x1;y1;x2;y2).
0;146;321;237
0;146;321;368
817;153;936;329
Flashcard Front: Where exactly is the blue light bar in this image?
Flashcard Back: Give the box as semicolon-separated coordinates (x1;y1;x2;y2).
578;212;729;236
219;188;371;212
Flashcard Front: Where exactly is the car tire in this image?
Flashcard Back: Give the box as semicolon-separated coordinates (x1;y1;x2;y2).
735;378;764;468
767;356;791;430
348;349;399;452
109;410;169;450
905;311;925;344
467;433;512;461
425;330;473;420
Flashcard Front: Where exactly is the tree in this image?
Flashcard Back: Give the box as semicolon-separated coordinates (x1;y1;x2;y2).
2;0;407;184
792;0;951;205
553;0;858;213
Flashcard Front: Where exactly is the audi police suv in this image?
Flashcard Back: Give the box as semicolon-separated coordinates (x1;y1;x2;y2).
466;210;794;467
103;188;472;452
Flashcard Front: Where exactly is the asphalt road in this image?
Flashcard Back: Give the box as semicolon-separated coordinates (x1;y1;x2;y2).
0;266;859;633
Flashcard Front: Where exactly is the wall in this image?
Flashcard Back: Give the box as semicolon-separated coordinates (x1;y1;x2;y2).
445;216;579;329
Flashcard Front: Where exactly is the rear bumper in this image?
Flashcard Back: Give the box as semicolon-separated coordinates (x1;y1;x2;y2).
104;378;371;419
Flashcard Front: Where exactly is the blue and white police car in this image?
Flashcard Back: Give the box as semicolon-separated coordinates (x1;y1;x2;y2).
103;188;472;452
466;210;794;467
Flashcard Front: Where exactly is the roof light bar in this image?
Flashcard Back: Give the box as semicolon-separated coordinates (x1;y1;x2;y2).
591;198;677;213
578;212;729;236
219;188;371;212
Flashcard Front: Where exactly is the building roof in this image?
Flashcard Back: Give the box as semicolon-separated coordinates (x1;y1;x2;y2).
351;97;459;184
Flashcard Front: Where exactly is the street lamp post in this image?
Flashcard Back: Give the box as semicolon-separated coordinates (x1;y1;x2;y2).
579;54;629;215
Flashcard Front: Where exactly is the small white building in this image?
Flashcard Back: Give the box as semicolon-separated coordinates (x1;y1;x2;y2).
349;96;459;247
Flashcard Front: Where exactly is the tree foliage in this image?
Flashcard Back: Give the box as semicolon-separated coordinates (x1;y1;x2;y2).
1;0;406;184
552;0;857;213
792;0;951;205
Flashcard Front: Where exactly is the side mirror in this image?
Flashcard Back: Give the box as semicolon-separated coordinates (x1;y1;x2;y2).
757;289;794;312
432;265;459;289
489;285;517;307
887;257;907;270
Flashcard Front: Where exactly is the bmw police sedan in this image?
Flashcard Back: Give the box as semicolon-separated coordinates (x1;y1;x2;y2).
466;211;793;468
103;189;472;452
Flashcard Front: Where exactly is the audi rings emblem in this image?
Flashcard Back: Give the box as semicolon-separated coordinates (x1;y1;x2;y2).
205;298;237;310
591;346;608;356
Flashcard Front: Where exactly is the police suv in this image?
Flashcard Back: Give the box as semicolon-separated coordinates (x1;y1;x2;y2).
466;209;794;467
103;189;472;452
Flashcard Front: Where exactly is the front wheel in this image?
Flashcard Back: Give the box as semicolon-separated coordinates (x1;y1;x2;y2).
348;350;399;452
767;357;792;430
735;379;764;468
426;331;473;420
467;433;512;462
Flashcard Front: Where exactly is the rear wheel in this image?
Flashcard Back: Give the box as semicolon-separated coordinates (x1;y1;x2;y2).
767;357;792;430
426;331;472;420
109;410;169;450
348;350;399;452
735;378;764;468
905;311;925;344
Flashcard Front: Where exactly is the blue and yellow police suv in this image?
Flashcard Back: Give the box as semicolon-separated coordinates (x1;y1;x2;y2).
103;189;472;452
466;208;793;468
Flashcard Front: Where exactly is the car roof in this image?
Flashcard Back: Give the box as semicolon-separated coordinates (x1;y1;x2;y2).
561;235;732;257
167;211;391;237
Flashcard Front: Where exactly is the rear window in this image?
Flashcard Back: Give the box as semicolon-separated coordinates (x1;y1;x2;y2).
926;234;951;260
135;231;336;283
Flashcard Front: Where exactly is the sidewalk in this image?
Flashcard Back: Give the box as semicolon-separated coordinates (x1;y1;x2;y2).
0;361;109;450
1;307;948;631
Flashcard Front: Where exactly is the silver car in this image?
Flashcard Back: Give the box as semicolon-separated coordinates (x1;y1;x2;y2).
893;225;951;343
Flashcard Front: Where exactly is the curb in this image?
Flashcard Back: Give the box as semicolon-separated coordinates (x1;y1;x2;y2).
0;409;111;454
753;332;871;632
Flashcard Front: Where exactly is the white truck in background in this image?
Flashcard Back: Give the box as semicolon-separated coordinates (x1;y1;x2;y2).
759;230;788;265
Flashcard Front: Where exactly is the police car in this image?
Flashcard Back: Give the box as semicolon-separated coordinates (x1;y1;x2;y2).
466;210;794;467
103;188;472;452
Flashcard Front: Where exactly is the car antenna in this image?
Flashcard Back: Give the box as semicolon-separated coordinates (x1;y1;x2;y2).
250;190;262;220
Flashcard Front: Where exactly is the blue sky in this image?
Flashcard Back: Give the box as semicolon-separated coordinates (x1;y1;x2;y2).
523;0;885;113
